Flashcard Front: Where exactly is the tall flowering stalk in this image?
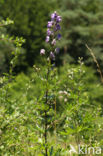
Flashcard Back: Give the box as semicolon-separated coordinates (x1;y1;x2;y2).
40;11;62;156
40;11;62;61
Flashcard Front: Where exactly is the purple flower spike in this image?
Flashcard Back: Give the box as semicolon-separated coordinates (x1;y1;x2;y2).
50;52;55;60
40;11;62;61
57;34;61;40
40;49;45;55
46;36;50;42
51;39;56;45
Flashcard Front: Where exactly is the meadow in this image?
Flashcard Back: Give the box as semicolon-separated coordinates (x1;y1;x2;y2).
0;0;103;155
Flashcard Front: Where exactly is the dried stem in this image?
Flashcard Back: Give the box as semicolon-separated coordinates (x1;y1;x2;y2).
85;44;103;84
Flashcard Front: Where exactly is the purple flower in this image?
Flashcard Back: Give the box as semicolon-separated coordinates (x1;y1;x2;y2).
55;48;60;54
47;29;51;36
40;49;45;55
51;31;54;36
56;24;61;30
56;16;62;22
51;11;57;20
54;11;57;18
47;21;53;28
54;24;61;31
50;52;55;60
57;34;61;40
51;13;55;20
51;39;56;45
46;36;50;42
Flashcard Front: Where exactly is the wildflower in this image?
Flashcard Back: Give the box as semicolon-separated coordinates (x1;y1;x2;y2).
47;29;51;36
50;52;55;60
64;98;67;102
51;13;56;20
40;11;62;61
56;24;61;30
51;31;54;36
56;16;62;22
55;48;60;54
59;91;63;94
57;34;61;40
47;21;53;28
59;96;63;100
46;36;50;42
51;39;56;45
40;49;45;55
63;91;68;95
51;11;57;20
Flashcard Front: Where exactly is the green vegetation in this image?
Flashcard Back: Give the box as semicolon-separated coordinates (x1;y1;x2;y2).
0;0;103;155
58;0;103;68
0;0;56;72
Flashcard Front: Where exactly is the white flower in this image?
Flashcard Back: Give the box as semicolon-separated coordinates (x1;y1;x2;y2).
63;91;68;95
64;98;67;102
40;49;45;55
59;96;63;100
59;91;63;94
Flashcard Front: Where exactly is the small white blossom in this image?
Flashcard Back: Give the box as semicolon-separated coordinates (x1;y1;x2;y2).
59;91;63;94
59;96;63;100
40;49;45;55
63;91;68;95
64;98;67;102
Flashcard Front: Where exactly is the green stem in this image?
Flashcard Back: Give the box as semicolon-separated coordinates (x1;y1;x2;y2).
45;63;50;156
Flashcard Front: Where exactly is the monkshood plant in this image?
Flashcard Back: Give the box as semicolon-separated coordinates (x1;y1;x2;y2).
34;11;62;155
